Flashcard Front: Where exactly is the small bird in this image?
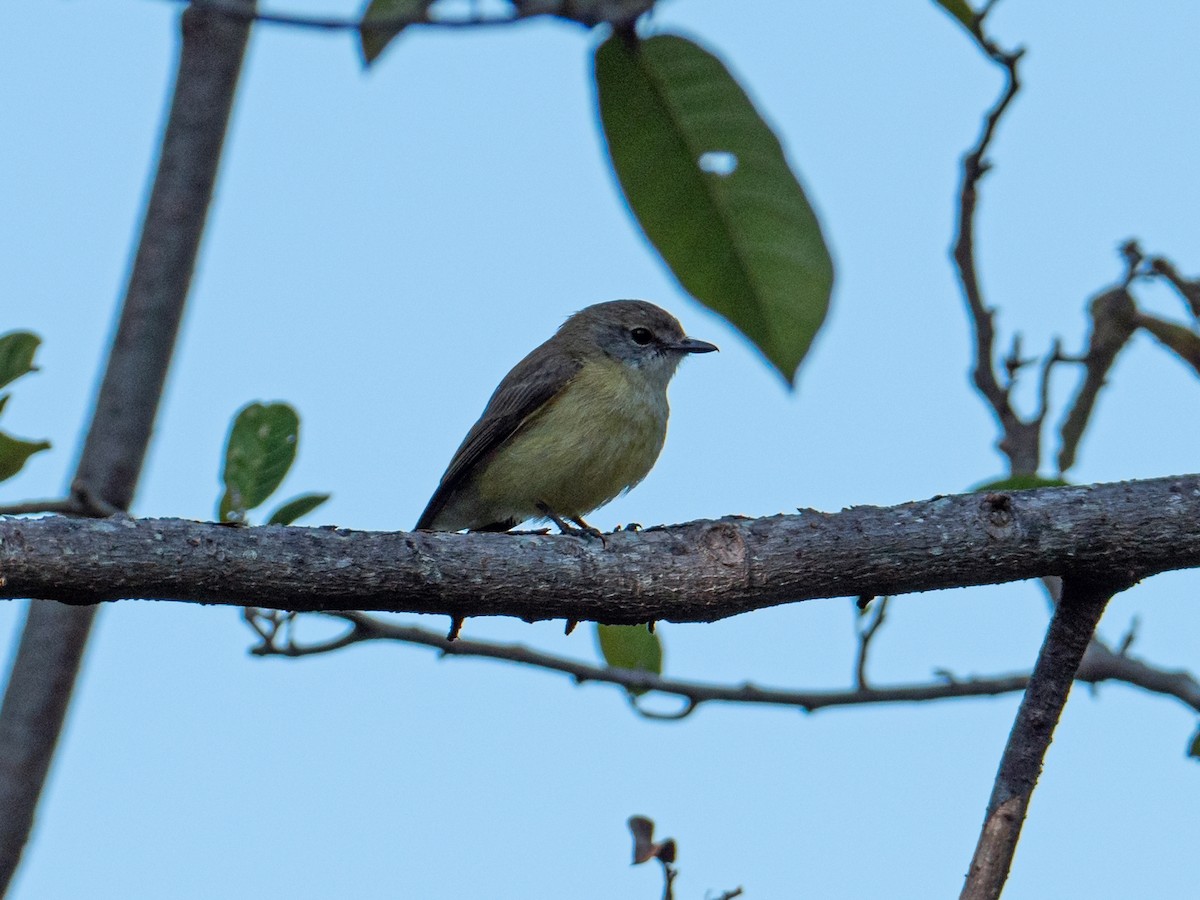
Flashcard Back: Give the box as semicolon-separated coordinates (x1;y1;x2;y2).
416;300;717;534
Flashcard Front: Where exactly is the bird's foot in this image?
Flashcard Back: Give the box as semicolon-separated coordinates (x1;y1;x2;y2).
536;503;606;544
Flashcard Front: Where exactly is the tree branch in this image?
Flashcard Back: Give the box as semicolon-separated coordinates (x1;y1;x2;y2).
1;475;1198;619
854;596;889;689
1055;285;1139;475
238;610;1200;718
0;1;255;892
961;576;1122;900
951;36;1038;474
0;499;80;518
174;0;655;32
1147;254;1200;319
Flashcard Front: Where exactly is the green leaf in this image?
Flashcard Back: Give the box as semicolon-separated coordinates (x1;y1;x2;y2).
1188;726;1200;761
971;475;1070;492
359;0;431;66
1137;314;1200;378
933;0;975;31
0;331;41;391
267;493;331;526
596;623;663;695
0;431;50;482
219;402;301;523
595;33;834;385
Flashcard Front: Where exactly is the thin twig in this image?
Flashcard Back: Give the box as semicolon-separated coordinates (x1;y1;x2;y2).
660;858;676;900
1032;338;1063;427
0;0;256;891
1147;254;1200;318
240;610;1200;717
950;35;1037;473
169;0;654;32
961;576;1126;900
854;596;890;689
0;499;79;517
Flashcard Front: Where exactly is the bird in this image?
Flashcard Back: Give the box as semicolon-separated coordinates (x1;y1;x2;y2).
416;299;717;534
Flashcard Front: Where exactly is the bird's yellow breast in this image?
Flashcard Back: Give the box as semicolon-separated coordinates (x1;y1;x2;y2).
475;356;669;520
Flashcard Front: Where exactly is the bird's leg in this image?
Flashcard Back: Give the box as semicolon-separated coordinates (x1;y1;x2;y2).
569;515;605;540
536;502;604;542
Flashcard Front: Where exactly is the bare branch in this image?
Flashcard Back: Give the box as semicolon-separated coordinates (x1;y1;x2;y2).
951;38;1039;473
854;596;890;689
1032;338;1063;427
0;0;255;891
0;499;79;517
242;610;1200;716
171;0;655;32
961;576;1123;900
2;476;1199;619
1119;238;1144;288
1055;286;1139;474
1147;254;1200;318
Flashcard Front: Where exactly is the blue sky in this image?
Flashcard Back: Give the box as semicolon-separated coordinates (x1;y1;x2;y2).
3;1;1199;897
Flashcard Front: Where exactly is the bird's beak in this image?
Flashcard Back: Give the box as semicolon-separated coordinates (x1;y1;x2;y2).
670;337;719;354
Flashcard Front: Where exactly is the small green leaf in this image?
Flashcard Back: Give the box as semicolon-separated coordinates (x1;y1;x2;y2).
267;493;330;526
596;33;834;385
219;402;301;523
971;475;1070;492
1188;726;1200;761
359;0;431;66
933;0;975;31
1137;314;1200;378
596;623;663;695
0;431;50;482
0;332;41;391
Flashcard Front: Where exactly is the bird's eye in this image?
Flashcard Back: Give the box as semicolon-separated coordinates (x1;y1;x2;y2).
630;327;654;345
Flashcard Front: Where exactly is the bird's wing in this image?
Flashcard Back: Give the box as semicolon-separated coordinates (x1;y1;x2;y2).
416;345;582;530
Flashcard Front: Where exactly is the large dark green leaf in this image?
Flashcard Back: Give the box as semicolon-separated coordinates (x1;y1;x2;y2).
0;331;40;391
219;402;300;523
596;33;834;385
0;431;50;482
267;493;331;526
359;0;431;66
596;623;663;696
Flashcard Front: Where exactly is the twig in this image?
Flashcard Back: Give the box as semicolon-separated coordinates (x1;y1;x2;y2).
1147;254;1200;318
240;610;1200;717
0;485;129;519
661;858;677;900
1119;238;1144;288
170;0;654;32
0;499;80;517
0;0;256;891
1032;338;1063;427
1055;284;1138;474
961;576;1126;900
1115;616;1139;657
854;596;889;689
950;35;1038;473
